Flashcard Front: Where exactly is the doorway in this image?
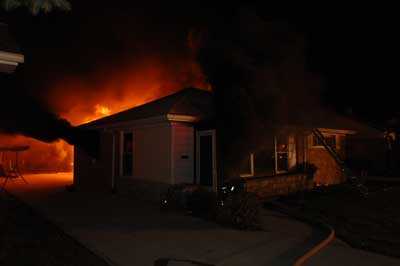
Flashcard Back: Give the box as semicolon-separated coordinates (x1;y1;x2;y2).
196;130;216;190
122;132;133;176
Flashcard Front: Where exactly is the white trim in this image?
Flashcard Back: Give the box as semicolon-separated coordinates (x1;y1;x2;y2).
240;153;254;178
212;130;217;192
81;115;168;129
196;130;217;191
0;59;18;66
81;114;198;130
311;132;340;150
73;146;78;186
304;134;308;165
120;130;134;178
274;136;278;174
0;51;24;64
170;124;175;184
111;133;115;190
166;114;198;123
118;131;123;176
318;128;356;135
274;135;290;174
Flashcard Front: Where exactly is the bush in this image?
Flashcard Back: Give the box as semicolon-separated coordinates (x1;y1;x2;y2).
297;162;318;179
161;184;263;230
186;188;217;219
160;183;199;211
216;191;262;230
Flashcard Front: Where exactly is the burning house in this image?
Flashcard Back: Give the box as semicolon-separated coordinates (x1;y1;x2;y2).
73;87;381;200
1;7;385;198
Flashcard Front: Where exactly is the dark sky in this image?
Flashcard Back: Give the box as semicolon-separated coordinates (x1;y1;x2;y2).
1;1;398;128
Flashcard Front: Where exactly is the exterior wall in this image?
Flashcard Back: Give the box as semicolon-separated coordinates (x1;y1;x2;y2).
74;122;174;197
308;146;346;185
171;122;194;184
306;132;347;185
132;123;172;184
74;131;114;192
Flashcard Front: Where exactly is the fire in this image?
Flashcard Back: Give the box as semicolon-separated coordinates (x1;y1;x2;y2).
95;104;111;116
0;134;73;173
1;53;208;173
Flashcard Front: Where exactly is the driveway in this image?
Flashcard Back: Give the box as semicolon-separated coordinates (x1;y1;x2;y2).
4;173;400;266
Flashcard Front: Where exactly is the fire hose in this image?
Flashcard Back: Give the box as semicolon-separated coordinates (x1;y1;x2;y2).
267;201;336;266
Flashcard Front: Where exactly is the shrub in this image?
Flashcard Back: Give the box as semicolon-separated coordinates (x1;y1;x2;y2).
216;191;262;230
186;188;217;219
297;162;318;179
160;183;199;211
161;184;263;230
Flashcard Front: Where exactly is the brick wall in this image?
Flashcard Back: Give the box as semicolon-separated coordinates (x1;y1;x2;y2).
308;147;346;185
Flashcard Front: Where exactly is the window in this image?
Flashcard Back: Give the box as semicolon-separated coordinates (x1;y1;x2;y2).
122;132;133;176
239;134;296;177
239;153;254;178
312;134;337;150
274;134;297;174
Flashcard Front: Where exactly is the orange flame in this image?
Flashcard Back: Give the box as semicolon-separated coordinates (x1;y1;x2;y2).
95;104;111;116
1;52;208;173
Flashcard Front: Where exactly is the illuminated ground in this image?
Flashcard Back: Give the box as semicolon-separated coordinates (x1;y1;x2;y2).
3;174;400;266
0;188;111;266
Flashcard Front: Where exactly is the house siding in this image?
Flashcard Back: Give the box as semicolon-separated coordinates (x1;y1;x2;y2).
171;123;194;184
132;123;172;184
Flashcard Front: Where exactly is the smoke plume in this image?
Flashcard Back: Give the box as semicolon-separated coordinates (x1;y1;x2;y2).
196;7;322;177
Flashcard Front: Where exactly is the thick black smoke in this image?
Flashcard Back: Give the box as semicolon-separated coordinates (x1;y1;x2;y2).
0;72;72;141
0;71;99;156
196;7;322;178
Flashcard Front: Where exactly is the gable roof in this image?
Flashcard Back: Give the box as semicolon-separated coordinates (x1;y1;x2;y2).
81;88;214;128
282;108;382;138
81;87;381;138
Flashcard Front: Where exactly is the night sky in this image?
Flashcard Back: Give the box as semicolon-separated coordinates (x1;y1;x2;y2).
1;2;397;133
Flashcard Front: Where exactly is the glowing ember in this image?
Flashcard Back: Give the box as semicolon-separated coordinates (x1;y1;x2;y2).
95;104;111;116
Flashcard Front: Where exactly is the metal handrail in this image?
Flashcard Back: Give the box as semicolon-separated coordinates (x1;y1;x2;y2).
311;129;368;196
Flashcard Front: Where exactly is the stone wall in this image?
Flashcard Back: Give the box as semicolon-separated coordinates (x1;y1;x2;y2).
244;173;313;200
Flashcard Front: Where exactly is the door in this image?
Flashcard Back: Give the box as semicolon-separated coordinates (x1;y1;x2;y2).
196;130;216;190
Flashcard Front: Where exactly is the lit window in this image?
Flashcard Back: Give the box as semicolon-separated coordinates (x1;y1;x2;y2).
275;134;297;174
275;135;289;173
312;134;337;150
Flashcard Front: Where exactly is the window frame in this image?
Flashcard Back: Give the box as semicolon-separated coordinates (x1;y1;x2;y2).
274;135;289;174
239;153;254;178
311;133;338;150
120;131;134;177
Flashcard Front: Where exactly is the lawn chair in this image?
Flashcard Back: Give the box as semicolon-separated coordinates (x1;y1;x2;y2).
0;146;29;188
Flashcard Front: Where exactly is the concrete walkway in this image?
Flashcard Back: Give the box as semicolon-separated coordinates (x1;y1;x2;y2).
3;174;400;266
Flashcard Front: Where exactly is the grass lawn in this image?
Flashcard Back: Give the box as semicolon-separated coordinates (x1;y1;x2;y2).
278;182;400;258
0;190;110;266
